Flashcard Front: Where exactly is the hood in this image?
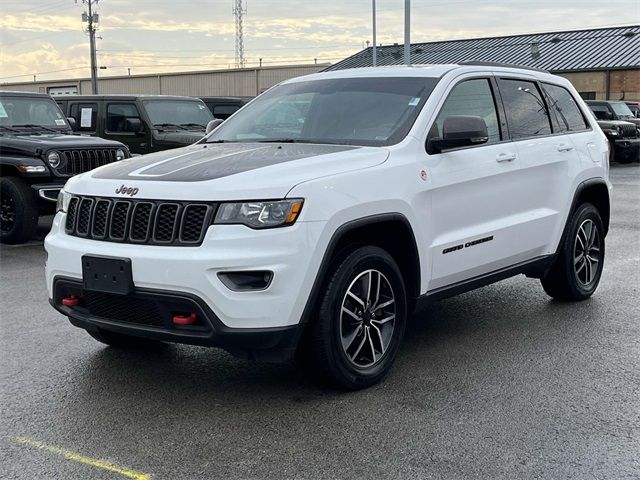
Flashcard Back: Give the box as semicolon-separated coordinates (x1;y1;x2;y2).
65;142;389;200
153;130;205;146
0;133;125;157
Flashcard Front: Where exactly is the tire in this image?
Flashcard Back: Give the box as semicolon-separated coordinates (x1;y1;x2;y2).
0;176;39;244
87;328;165;351
302;246;407;390
541;203;605;301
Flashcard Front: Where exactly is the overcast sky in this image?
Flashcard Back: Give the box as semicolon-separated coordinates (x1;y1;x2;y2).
1;0;638;83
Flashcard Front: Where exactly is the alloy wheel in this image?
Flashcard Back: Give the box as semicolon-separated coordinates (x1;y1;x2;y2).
573;219;601;286
339;269;396;368
0;190;16;234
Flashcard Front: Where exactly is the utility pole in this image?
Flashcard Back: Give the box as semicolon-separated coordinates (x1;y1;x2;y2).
79;0;100;93
232;0;247;68
372;0;377;66
404;0;411;66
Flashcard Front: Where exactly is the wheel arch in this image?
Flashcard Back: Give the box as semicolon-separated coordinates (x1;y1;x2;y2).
299;213;421;326
556;178;610;255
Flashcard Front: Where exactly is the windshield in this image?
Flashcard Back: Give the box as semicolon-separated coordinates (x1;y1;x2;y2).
0;96;69;131
206;77;439;146
143;100;214;130
610;102;634;118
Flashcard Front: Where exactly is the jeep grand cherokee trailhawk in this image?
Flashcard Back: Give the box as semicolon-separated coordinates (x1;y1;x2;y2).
46;64;611;389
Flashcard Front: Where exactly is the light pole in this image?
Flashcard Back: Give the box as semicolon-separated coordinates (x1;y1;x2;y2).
404;0;411;66
372;0;377;66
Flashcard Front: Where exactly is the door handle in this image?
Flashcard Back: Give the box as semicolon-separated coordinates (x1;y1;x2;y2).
496;152;517;162
556;143;574;152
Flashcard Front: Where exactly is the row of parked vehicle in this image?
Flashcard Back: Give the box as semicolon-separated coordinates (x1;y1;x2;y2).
0;91;249;243
0;88;639;246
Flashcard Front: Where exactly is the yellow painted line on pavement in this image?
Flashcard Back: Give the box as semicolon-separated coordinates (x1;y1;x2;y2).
13;436;151;480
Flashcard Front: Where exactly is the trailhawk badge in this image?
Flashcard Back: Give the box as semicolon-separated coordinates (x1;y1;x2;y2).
115;185;139;196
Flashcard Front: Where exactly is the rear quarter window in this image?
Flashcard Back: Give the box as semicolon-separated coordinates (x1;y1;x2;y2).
542;83;589;132
498;79;552;139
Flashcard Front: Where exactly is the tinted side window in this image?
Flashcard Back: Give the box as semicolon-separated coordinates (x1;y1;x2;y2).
498;79;552;139
106;103;140;133
542;84;589;132
212;104;240;119
69;102;98;131
429;78;501;144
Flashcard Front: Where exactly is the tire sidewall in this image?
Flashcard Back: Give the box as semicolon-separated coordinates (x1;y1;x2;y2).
319;246;407;388
0;176;38;244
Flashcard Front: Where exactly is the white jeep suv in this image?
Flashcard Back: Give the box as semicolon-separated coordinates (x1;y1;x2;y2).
46;64;611;389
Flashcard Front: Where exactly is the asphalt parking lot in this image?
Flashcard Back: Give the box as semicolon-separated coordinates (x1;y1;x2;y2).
1;163;639;480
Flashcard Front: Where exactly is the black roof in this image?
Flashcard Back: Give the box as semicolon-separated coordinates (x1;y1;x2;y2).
327;25;640;73
54;94;205;101
0;90;51;98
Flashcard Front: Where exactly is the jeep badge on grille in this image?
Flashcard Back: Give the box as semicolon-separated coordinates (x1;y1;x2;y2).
115;185;139;196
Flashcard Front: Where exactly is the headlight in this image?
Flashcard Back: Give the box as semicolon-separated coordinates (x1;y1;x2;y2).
47;151;61;168
56;190;72;213
214;199;303;229
115;148;126;161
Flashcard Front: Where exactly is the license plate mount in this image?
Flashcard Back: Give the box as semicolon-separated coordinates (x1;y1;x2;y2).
82;255;134;295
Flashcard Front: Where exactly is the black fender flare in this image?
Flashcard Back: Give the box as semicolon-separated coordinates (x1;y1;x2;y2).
298;213;421;325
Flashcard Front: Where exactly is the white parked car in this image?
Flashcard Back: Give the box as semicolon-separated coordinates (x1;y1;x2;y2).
46;63;611;389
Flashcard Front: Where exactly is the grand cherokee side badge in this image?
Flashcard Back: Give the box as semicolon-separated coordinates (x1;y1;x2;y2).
115;185;139;196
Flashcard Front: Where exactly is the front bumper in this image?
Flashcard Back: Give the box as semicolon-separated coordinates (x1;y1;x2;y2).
613;138;640;162
50;277;301;361
45;211;327;333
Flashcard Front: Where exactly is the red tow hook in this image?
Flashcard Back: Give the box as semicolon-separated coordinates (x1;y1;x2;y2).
62;296;80;307
173;313;197;326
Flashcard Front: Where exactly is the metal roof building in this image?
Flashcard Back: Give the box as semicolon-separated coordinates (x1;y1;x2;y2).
327;25;640;100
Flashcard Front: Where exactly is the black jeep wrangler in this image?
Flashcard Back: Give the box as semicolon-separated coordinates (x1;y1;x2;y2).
1;91;129;244
586;100;640;164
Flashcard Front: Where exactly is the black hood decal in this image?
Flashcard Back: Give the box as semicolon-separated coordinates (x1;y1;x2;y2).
91;143;357;182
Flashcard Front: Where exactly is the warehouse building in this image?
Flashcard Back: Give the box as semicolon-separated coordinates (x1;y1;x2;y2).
327;25;640;101
0;63;328;97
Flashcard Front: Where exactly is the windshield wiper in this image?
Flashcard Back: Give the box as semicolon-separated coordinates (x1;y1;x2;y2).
179;123;206;129
12;124;59;133
0;125;21;133
153;123;188;131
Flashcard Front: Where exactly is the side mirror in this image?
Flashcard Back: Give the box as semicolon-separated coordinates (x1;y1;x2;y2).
66;117;77;131
125;117;144;135
206;118;224;134
427;115;489;154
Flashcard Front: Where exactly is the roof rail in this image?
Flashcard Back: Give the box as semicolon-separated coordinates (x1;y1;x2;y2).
458;61;550;74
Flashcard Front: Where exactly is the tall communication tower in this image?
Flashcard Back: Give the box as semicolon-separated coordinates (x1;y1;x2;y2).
232;0;246;68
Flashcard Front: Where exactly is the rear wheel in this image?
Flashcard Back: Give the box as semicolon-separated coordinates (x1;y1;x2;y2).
541;203;605;301
88;328;165;350
0;176;38;244
302;246;407;390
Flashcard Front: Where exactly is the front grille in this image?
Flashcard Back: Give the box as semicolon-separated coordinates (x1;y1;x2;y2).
57;149;120;176
84;291;165;327
65;195;216;246
619;123;638;138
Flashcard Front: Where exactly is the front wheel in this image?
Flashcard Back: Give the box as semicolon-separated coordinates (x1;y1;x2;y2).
0;176;39;244
302;246;407;390
541;203;605;301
